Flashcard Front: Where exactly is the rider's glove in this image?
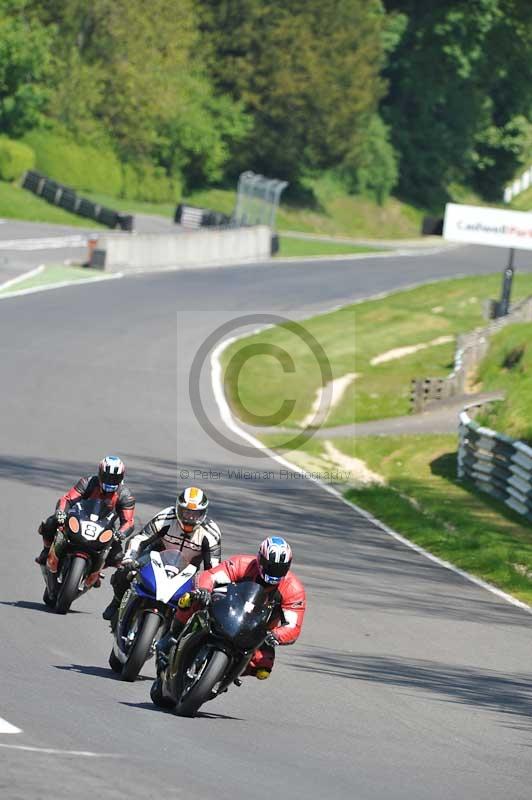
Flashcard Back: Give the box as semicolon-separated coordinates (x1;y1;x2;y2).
55;509;67;526
177;592;193;610
264;632;279;649
192;588;211;607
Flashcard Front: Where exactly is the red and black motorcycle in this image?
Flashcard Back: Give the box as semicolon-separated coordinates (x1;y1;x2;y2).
40;499;119;614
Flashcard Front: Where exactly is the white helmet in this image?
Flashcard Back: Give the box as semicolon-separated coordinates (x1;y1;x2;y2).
176;487;208;534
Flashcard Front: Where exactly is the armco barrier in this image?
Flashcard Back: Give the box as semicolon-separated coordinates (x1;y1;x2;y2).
458;403;532;521
21;170;133;231
411;295;532;412
91;225;272;272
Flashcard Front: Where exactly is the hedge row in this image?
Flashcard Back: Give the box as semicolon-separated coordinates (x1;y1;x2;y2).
0;138;36;181
22;130;179;203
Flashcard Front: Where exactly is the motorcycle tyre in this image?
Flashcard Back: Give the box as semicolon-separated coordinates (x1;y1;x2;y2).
175;648;230;718
55;557;86;615
121;612;161;683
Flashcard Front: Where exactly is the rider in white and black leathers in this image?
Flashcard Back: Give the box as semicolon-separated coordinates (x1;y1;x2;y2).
102;487;221;620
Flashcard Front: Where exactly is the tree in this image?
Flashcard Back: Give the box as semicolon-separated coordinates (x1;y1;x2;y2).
0;0;53;137
382;1;532;205
200;1;390;185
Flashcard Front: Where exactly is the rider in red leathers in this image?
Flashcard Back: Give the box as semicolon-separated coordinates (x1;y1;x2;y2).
157;536;305;679
35;456;135;567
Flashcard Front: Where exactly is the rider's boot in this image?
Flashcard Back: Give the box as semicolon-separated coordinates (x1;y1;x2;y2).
35;522;53;565
102;595;120;621
35;547;50;566
156;622;184;672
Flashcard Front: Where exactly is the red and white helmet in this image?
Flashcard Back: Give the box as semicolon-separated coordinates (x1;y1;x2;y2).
258;537;292;585
98;456;125;493
176;486;208;534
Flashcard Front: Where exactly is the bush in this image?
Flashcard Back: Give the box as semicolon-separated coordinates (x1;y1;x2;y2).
120;162;180;203
340;115;399;205
23;129;122;196
0;138;35;181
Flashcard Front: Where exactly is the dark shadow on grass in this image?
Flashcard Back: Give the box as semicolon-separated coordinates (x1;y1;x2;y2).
431;451;532;528
292;646;532;727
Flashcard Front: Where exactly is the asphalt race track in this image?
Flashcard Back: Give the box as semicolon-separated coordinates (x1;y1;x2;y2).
1;243;532;799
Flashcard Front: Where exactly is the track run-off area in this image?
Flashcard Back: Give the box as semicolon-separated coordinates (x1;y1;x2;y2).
1;243;532;800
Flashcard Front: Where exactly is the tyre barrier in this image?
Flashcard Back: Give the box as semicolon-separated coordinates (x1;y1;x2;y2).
21;170;134;231
175;203;231;229
458;404;532;521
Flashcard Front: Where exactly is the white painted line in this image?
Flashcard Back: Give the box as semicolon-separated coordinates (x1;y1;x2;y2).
0;716;22;734
0;271;123;300
0;743;115;757
0;264;45;292
210;326;532;617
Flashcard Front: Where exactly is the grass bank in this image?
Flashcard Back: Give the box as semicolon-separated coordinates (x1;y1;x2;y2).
222;273;532;427
261;432;532;604
0;264;111;295
474;322;532;444
0;181;103;228
276;237;379;258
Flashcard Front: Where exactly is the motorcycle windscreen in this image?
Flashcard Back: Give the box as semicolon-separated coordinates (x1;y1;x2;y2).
67;499;113;550
210;581;273;649
136;549;196;603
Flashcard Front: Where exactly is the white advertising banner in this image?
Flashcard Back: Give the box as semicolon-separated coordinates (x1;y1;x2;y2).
443;203;532;251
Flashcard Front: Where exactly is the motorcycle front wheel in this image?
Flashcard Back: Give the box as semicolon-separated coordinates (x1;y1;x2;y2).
121;611;161;682
55;557;87;614
175;648;230;718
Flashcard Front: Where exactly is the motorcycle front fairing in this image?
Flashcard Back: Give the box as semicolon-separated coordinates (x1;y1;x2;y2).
115;550;196;661
209;582;274;650
132;550;196;606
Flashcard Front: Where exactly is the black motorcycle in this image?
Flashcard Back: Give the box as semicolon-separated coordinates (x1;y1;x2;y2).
151;581;279;717
40;499;119;614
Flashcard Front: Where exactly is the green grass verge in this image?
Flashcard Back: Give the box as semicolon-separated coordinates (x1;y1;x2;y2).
221;273;532;427
0;264;107;295
276;237;378;258
474;322;532;443
0;181;104;228
262;432;532;605
86;176;427;239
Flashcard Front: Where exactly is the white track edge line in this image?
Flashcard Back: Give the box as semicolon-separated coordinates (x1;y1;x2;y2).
0;264;45;292
0;743;115;757
0;271;123;300
210;332;532;616
0;716;22;734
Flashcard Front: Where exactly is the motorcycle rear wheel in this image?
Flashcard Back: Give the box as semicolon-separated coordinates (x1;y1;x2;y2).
175;648;229;718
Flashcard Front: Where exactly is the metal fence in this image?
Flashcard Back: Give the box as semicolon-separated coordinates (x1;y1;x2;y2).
503;166;532;203
458;404;532;521
22;170;133;231
411;296;532;412
233;171;288;228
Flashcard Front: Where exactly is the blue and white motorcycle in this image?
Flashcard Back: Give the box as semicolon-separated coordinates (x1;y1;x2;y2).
109;550;196;682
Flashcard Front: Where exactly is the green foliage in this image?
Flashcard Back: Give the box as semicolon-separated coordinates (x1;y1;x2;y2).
339;115;398;204
0;0;53;136
476;323;532;443
200;0;389;185
24;129;122;196
120;162;180;203
0;137;35;180
383;0;532;205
